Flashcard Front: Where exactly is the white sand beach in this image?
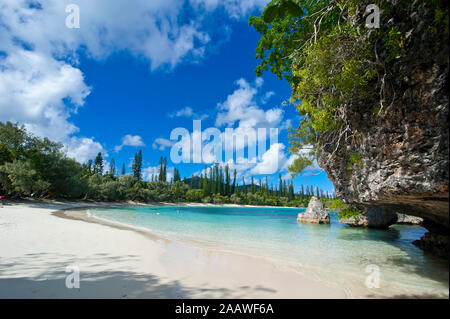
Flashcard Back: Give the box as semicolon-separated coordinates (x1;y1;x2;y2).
0;200;349;299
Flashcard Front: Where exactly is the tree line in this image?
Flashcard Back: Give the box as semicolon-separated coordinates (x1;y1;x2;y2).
0;122;334;206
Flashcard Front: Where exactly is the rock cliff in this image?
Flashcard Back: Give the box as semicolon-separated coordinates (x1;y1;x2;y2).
317;0;449;256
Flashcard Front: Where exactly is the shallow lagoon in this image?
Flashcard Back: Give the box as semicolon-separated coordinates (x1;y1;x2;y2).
91;206;449;297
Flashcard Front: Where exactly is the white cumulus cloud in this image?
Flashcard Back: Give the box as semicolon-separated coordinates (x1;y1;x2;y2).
115;135;146;152
152;138;175;151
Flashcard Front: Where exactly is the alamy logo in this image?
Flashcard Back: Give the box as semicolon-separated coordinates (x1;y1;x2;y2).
365;4;380;29
65;4;80;29
65;265;80;289
365;264;380;289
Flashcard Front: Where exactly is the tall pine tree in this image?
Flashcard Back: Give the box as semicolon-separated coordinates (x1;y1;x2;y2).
93;152;103;176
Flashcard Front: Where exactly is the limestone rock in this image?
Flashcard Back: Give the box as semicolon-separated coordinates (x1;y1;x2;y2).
339;207;398;229
297;197;330;224
396;213;423;225
413;232;449;258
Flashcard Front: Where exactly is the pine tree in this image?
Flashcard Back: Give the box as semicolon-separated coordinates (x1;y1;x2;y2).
278;174;282;196
158;156;167;182
288;181;294;201
87;160;93;174
132;150;143;180
232;169;237;194
163;157;167;182
251;176;255;193
121;163;126;176
225;164;230;196
93;152;104;176
173;168;180;182
158;157;163;181
265;176;269;195
109;158;116;176
202;168;208;196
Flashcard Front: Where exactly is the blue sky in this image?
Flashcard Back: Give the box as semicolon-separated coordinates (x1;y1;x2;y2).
0;0;334;193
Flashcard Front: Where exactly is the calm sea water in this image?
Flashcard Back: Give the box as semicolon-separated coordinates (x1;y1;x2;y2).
90;206;449;297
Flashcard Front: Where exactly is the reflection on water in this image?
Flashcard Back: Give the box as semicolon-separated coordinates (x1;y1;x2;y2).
91;206;449;297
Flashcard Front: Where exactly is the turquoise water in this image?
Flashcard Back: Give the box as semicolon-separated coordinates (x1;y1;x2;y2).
90;206;449;297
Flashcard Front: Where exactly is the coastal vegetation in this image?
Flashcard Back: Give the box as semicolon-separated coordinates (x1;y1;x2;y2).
0;121;334;207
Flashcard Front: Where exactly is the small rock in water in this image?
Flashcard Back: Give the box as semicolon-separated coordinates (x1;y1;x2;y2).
297;197;330;224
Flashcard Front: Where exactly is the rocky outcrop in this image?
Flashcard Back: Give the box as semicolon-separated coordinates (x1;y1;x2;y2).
413;233;449;258
297;197;330;224
316;0;449;257
396;213;423;225
339;207;398;229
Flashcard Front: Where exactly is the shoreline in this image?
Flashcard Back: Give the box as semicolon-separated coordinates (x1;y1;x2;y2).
3;198;306;209
0;199;349;299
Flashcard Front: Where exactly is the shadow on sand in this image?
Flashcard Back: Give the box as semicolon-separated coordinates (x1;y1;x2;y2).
0;252;277;299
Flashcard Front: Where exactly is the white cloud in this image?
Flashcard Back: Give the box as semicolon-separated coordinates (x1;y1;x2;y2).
0;0;212;71
0;48;105;163
169;106;194;118
190;0;270;19
0;0;267;164
168;106;209;120
115;135;146;152
65;137;107;164
249;143;286;175
215;78;284;130
152;138;175;151
261;91;275;104
213;78;285;160
0;49;90;141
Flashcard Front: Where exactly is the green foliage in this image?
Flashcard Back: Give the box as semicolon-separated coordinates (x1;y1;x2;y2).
349;152;361;164
329;199;361;220
0;160;50;196
430;6;449;36
185;189;203;202
249;1;344;82
262;0;302;24
329;199;346;211
288;156;313;177
291;24;376;131
382;27;405;62
338;206;362;220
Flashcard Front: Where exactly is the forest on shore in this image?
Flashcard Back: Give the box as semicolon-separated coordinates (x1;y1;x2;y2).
0;121;334;207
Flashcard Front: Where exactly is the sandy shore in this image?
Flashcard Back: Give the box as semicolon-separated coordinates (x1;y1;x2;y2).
0;199;350;298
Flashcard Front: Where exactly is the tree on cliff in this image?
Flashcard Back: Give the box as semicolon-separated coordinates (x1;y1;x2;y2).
249;0;448;176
